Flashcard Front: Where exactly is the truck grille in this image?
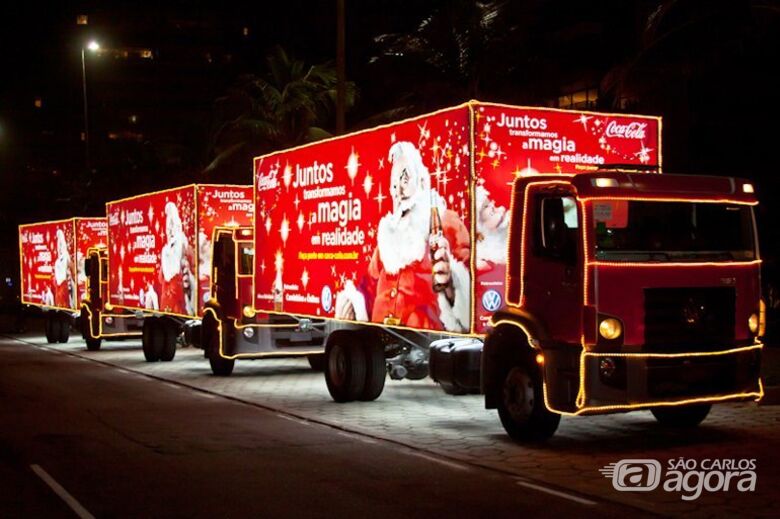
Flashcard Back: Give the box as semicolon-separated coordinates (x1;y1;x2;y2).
644;287;735;352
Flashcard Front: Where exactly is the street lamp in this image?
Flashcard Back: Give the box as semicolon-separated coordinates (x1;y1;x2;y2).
81;40;100;174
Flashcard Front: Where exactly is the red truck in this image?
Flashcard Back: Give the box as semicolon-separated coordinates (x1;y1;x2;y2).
85;184;254;361
206;101;764;441
19;217;107;344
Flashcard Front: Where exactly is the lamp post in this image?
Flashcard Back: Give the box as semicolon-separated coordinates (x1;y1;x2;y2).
81;40;99;174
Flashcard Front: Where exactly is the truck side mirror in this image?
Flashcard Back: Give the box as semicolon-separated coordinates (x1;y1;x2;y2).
84;258;92;277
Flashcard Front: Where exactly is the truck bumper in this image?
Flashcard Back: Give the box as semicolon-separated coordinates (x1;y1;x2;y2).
575;345;763;413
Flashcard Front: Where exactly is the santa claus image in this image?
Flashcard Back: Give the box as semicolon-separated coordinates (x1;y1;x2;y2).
475;185;509;272
336;141;471;332
41;287;54;306
181;257;196;316
53;229;73;307
159;202;187;313
141;282;159;310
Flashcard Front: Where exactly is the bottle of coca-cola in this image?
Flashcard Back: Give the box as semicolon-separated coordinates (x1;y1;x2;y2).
429;198;447;293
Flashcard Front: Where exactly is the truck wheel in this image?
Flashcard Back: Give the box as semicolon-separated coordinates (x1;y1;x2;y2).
160;322;178;361
56;314;70;343
210;354;235;376
307;354;326;371
44;314;56;344
204;313;234;376
439;381;470;396
142;319;161;362
359;342;386;401
651;404;711;427
325;340;366;403
85;337;102;351
497;362;560;442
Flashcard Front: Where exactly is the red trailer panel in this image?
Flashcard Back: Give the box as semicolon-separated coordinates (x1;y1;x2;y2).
75;218;108;307
107;185;252;318
19;217;106;312
254;102;661;334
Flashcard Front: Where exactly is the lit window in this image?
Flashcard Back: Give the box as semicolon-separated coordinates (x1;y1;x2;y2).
140;49;153;59
129;115;138;124
77;15;88;25
557;88;599;109
34;97;43;109
243;27;250;37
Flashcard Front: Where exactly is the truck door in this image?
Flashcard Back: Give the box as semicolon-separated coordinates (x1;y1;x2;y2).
213;233;237;316
523;190;583;345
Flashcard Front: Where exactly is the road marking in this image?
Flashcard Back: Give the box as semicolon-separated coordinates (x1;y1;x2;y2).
404;450;471;472
337;431;377;445
276;413;310;426
516;480;597;506
30;464;95;519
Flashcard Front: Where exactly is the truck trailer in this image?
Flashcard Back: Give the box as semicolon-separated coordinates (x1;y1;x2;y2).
19;217;107;343
209;101;764;441
101;184;254;361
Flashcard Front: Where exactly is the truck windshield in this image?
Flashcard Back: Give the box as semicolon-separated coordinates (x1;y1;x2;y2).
238;244;254;275
593;200;755;262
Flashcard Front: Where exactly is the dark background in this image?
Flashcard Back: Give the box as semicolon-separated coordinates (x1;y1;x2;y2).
1;0;778;333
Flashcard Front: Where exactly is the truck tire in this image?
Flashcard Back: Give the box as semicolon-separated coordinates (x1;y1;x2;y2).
307;354;326;371
439;381;470;396
325;338;366;403
159;322;178;361
359;341;386;402
142;319;161;362
85;337;102;351
56;314;70;343
651;404;711;428
497;361;560;442
203;312;234;376
44;313;56;344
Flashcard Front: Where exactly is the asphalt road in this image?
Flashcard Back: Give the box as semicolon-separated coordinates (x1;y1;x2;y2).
0;335;648;518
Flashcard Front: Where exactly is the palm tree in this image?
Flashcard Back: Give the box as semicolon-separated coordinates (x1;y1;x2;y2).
366;0;534;118
205;46;357;179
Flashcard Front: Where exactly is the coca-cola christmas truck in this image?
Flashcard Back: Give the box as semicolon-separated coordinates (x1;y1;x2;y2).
19;217;107;343
103;184;253;361
208;100;764;441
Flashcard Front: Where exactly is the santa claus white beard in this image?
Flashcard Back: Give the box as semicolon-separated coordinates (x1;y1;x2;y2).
161;236;183;282
377;193;431;275
477;219;509;265
54;253;69;285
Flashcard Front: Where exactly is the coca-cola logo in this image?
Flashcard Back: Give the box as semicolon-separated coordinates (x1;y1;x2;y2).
605;121;647;140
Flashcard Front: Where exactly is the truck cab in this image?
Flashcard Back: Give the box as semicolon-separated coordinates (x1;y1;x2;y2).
80;247;142;350
199;226;327;376
482;172;764;441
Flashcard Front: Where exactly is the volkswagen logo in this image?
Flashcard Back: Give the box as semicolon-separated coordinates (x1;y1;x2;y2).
682;297;706;326
321;285;333;313
482;289;502;312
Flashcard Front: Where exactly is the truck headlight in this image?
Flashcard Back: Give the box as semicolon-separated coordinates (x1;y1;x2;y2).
242;326;255;339
748;313;759;334
242;305;256;319
104;316;114;325
599;318;622;340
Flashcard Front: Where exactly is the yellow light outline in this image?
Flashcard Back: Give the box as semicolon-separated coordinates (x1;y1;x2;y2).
81;303;143;340
106;184;250;319
18;216;91;311
202;307;324;360
468;102;477;334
